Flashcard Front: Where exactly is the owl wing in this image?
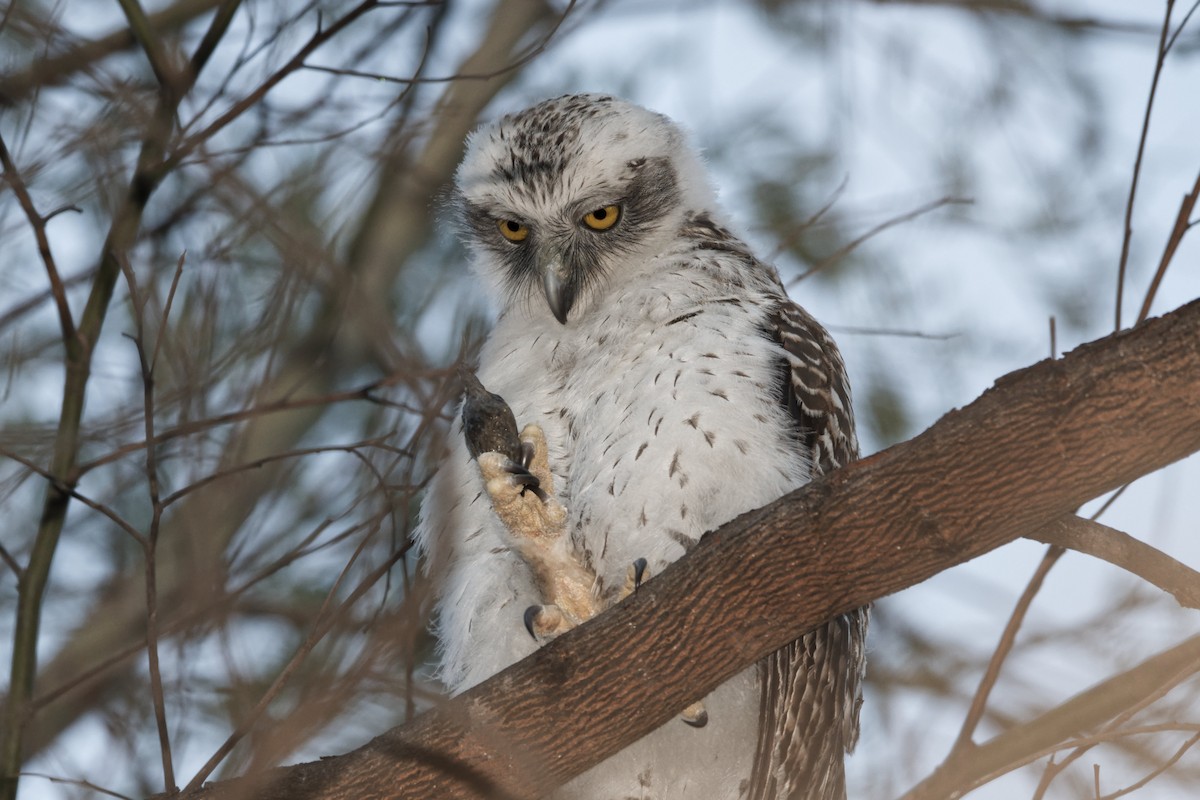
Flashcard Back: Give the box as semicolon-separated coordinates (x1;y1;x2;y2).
746;297;869;800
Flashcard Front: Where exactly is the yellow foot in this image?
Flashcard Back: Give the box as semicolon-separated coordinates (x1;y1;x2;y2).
477;424;601;626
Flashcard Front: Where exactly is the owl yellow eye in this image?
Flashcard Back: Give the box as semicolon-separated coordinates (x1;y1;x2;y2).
497;219;528;242
581;205;621;231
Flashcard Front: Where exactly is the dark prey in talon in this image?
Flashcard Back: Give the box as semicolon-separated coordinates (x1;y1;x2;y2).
460;368;547;500
460;368;524;463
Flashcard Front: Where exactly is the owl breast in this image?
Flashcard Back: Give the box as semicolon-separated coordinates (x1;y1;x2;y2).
479;265;809;598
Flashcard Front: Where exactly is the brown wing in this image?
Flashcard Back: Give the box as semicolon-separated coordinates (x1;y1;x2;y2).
747;298;869;800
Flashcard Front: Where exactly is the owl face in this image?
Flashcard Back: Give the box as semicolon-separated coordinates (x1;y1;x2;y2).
455;94;714;324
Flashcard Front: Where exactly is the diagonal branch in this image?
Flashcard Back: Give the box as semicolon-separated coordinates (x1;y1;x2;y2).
903;634;1200;800
173;298;1200;799
0;0;226;106
1029;516;1200;610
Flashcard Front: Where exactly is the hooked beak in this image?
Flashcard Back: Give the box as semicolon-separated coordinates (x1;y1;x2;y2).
540;262;575;325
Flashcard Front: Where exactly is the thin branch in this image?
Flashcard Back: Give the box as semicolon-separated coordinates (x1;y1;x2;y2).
903;635;1200;800
1115;0;1174;331
1165;0;1200;54
0;448;147;546
160;436;398;507
183;534;408;790
119;258;176;792
788;196;972;285
767;174;850;263
1099;730;1200;799
116;0;184;98
151;252;187;373
1028;516;1200;609
0;546;20;579
0;267;93;334
76;371;421;475
17;772;133;800
170;1;386;170
827;324;958;341
0;133;76;342
0;0;226;106
1136;168;1200;325
950;543;1063;754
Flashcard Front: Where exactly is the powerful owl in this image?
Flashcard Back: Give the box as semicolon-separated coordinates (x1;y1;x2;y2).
416;94;867;799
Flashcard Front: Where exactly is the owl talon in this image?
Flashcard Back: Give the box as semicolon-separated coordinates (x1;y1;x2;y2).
681;702;709;728
632;557;648;590
524;604;575;639
619;558;651;601
501;463;548;500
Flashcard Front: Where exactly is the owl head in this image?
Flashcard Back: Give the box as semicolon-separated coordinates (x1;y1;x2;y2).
454;94;715;324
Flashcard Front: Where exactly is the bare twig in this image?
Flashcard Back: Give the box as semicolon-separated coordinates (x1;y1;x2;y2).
117;0;184;97
1028;516;1200;609
0;0;225;105
1099;730;1200;799
827;324;957;341
788;196;971;285
76;372;423;475
16;772;134;800
1115;0;1174;331
1136;168;1200;324
0;133;76;342
767;174;850;263
183;534;408;790
950;544;1064;754
0;546;20;579
904;635;1200;800
1165;0;1200;54
119;257;176;792
170;1;387;170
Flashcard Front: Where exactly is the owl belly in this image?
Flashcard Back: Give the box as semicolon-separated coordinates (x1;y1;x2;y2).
557;319;807;593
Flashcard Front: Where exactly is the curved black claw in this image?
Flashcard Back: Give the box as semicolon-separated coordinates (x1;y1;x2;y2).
524;605;542;640
521;440;535;469
503;462;548;501
631;557;648;591
682;708;709;728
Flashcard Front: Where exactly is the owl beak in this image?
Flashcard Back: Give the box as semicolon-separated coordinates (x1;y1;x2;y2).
541;263;575;325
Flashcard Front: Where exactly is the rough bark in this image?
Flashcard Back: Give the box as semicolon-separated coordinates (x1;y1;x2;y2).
175;299;1200;800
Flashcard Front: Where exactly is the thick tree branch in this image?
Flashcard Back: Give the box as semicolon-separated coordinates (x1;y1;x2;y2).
175;298;1200;799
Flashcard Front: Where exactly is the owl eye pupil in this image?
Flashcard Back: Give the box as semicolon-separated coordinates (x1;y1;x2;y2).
582;204;621;231
505;221;519;231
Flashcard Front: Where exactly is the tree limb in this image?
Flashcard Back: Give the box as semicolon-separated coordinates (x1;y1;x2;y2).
1029;516;1200;610
174;299;1200;799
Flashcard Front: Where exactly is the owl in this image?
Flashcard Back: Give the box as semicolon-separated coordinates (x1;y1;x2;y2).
415;94;867;800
